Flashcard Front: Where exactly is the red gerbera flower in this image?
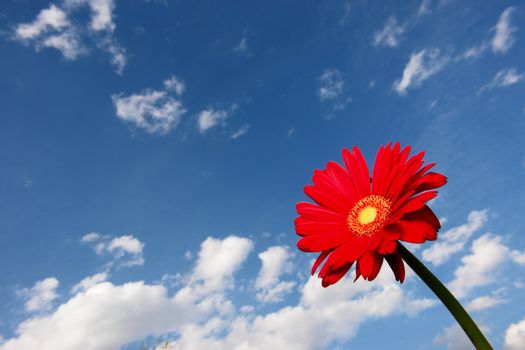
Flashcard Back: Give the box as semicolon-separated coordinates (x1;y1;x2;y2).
295;142;447;287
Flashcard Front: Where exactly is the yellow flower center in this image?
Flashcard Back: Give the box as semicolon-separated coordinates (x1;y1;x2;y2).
347;195;391;236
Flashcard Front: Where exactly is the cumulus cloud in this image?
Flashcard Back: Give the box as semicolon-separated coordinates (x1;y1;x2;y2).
188;236;253;293
255;246;295;303
393;48;449;95
373;17;406;48
491;7;517;54
479;68;525;93
71;272;108;294
2;281;200;350
81;233;145;268
163;267;435;350
3;233;442;350
2;235;252;350
422;210;488;266
112;77;187;134
505;317;525;350
17;277;60;313
448;234;509;299
12;0;125;73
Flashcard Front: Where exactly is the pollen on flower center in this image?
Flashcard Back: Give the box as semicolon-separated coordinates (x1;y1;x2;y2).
347;195;391;236
358;206;377;224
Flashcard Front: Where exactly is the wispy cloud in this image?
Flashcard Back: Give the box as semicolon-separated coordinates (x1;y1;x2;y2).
12;0;126;73
112;76;187;134
197;104;238;134
458;7;517;60
318;69;344;101
163;76;186;96
372;0;433;48
479;68;525;93
491;7;517;54
230;124;250;139
197;109;229;134
233;36;249;55
393;48;449;95
373;17;407;48
317;69;351;118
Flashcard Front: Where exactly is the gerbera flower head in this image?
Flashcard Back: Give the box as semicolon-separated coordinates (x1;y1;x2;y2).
295;142;447;287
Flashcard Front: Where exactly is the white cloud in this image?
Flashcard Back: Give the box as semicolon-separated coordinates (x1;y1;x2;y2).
255;246;295;303
318;69;344;101
164;76;186;96
393;48;449;95
4;234;442;350
373;17;406;48
18;277;59;313
422;210;488;266
448;234;509;299
230;124;250;139
197;109;230;134
466;295;504;312
2;282;200;350
81;233;145;268
81;232;102;242
510;249;525;265
492;7;517;54
2;235;252;350
505;317;525;350
15;5;69;40
188;236;253;295
233;37;249;55
42;32;84;59
13;0;125;73
164;268;435;350
112;88;186;134
71;273;108;294
479;68;525;93
435;323;486;350
417;0;432;17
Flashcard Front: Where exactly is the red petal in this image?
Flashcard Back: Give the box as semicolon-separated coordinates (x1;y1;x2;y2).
377;237;397;255
357;251;383;281
294;216;347;236
297;233;348;252
397;217;438;243
385;250;405;283
391;190;437;216
321;263;353;287
414;172;447;193
304;185;351;215
311;249;333;275
296;202;345;221
323;238;368;271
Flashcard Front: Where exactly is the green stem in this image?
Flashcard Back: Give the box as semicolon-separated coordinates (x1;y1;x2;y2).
397;242;493;350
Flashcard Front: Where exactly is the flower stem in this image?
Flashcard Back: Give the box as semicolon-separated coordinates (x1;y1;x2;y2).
397;242;493;350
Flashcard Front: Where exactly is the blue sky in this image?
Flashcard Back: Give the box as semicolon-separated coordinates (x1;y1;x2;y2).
0;0;524;349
